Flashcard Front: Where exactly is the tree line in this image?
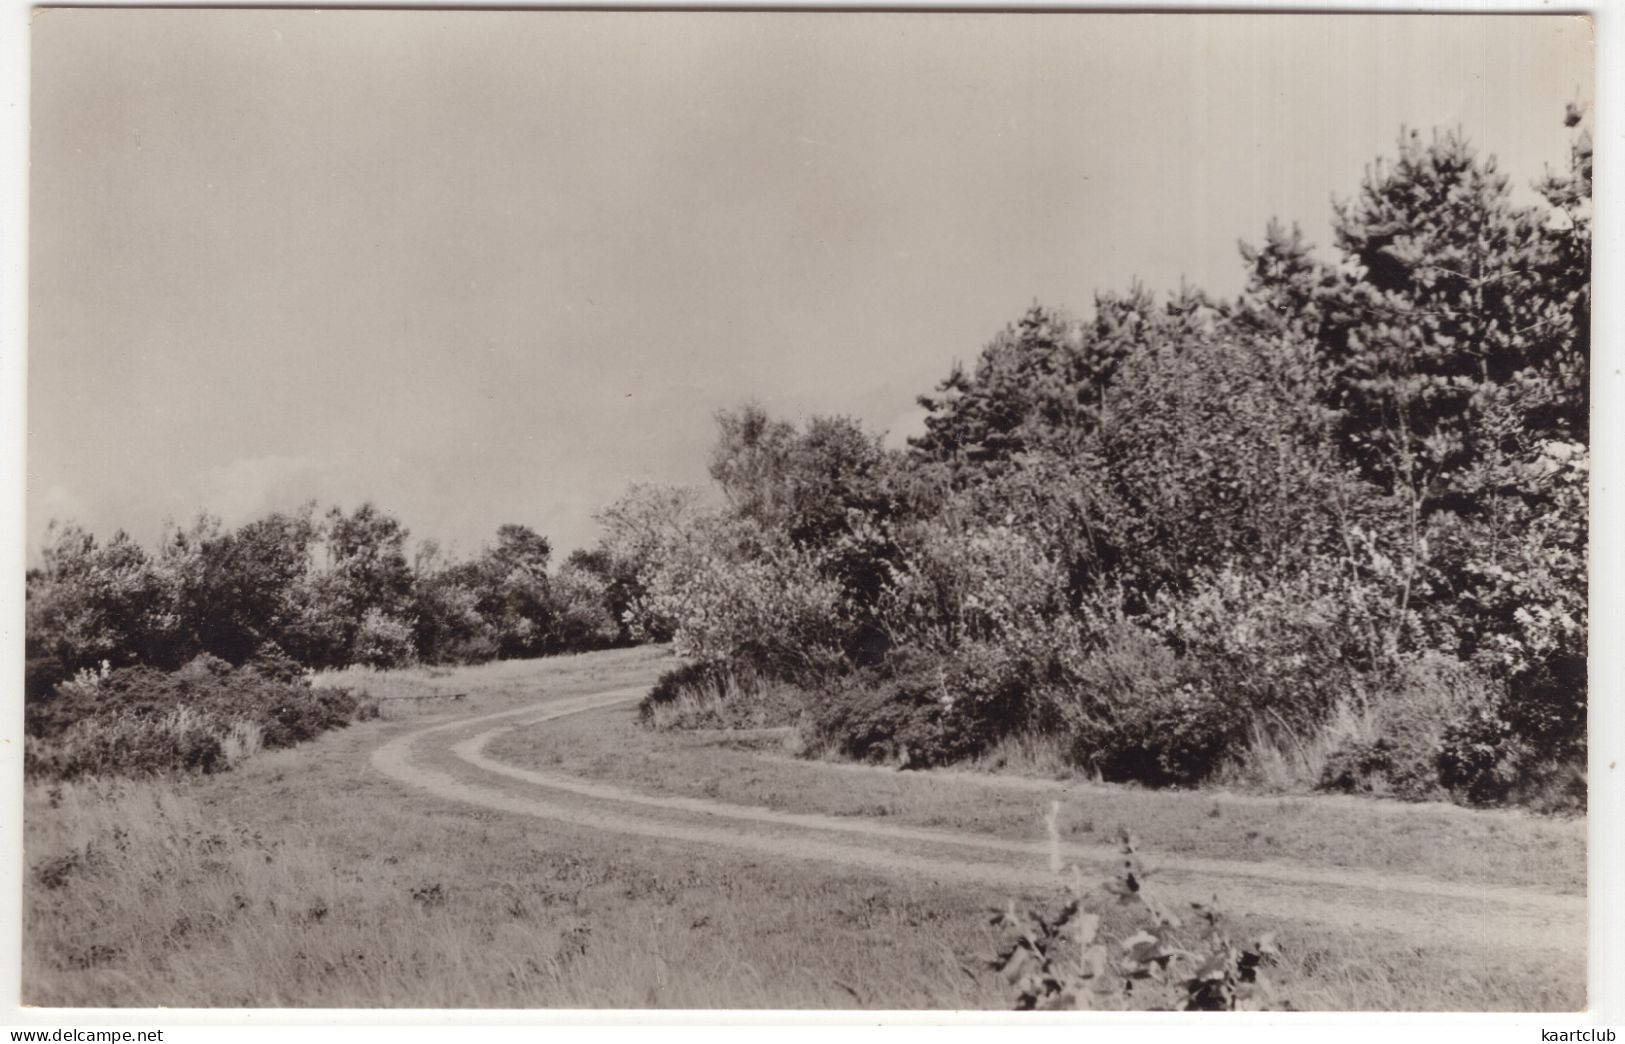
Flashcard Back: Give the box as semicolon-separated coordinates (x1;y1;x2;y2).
25;503;628;699
626;113;1590;809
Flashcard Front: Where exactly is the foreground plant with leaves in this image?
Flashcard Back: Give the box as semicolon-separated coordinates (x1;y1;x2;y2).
991;808;1284;1011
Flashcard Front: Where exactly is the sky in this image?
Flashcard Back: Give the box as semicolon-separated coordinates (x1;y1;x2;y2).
27;11;1593;561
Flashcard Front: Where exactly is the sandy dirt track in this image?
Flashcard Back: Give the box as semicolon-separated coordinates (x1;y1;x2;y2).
372;686;1586;959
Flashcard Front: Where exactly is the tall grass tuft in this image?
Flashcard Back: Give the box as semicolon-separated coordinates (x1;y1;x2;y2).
639;660;804;732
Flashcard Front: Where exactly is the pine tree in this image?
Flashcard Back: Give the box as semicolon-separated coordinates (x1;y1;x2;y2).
1321;128;1566;506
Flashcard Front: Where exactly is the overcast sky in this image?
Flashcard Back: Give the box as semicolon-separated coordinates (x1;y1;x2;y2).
28;11;1592;560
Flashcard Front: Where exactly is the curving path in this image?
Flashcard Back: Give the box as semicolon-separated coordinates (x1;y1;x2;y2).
371;686;1587;958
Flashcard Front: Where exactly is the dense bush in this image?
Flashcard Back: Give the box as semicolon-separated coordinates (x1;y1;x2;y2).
1436;661;1587;812
547;564;622;652
1030;622;1229;786
1145;566;1371;743
636;514;849;677
25;506;637;784
1302;654;1482;799
24;655;377;781
638;660;805;731
351;608;417;669
876;520;1064;652
640;660;732;715
804;647;1023;768
25;708;243;780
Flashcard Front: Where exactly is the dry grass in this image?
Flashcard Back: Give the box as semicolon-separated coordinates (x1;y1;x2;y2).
218;717;266;766
24;648;1586;1010
639;663;804;733
317;656;569;699
1237;700;1386;792
963;729;1082;782
23;764;1581;1011
24;740;1004;1007
316;647;671;722
1227;654;1505;799
642;691;799;733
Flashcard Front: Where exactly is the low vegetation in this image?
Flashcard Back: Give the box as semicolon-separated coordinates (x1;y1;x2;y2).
993;822;1284;1011
23;652;1584;1010
25;510;625;781
24;650;1005;1009
24;652;377;781
636;661;804;732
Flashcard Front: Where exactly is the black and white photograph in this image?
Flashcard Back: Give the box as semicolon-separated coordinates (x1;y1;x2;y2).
11;6;1603;1019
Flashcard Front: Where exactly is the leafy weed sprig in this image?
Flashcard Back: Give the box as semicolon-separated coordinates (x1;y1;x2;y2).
990;803;1284;1011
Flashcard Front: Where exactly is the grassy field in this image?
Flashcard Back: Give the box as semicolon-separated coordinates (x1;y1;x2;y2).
26;649;1002;1008
23;647;1587;1010
487;699;1585;895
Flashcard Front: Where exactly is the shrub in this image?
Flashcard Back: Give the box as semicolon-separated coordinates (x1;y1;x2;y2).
1311;654;1492;799
640;660;732;713
877;520;1064;653
1437;674;1586;812
639;515;849;677
352;609;417;669
25;709;231;781
1318;739;1401;796
943;641;1039;737
174;652;235;682
53;659;112;701
1150;566;1372;738
638;660;804;731
243;641;307;684
24;656;374;780
440;631;502;667
810;617;1264;784
805;648;1012;768
546;565;622;652
1034;622;1235;786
